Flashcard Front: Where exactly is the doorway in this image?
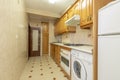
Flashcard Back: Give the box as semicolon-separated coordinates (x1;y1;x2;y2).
29;27;41;57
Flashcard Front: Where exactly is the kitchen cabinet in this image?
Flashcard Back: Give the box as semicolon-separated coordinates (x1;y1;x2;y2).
50;44;60;65
54;21;60;35
54;13;76;35
50;44;71;65
68;1;80;18
50;43;71;79
60;14;67;33
67;7;74;19
62;14;76;33
50;44;55;59
80;0;93;28
54;0;93;35
74;1;81;16
54;45;60;65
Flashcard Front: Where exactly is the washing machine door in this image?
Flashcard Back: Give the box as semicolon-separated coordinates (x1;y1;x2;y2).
72;59;87;80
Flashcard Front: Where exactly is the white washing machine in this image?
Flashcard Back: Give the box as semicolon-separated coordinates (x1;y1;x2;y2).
71;49;93;80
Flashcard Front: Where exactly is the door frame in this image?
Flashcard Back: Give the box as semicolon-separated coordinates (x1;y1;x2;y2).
29;27;41;57
28;25;30;59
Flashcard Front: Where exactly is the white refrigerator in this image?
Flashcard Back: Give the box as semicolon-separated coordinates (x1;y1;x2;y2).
98;0;120;80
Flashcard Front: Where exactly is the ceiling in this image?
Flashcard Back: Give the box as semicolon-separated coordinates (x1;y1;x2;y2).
25;0;77;21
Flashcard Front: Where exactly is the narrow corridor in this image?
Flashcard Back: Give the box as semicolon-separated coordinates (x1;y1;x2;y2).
20;55;68;80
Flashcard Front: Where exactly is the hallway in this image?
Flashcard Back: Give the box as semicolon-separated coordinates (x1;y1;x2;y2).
20;55;68;80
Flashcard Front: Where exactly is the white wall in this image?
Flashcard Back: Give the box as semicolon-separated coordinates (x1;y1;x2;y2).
0;0;28;80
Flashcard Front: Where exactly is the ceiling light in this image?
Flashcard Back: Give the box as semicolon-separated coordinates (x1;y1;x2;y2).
49;0;56;4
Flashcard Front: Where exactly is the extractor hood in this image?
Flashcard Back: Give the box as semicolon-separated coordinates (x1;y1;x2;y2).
65;15;80;26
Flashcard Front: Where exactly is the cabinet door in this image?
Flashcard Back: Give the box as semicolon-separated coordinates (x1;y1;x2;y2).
59;18;63;34
86;0;90;21
74;1;80;15
50;44;55;59
54;46;60;64
54;20;62;35
68;7;74;19
62;14;68;33
86;0;93;22
89;0;93;21
81;0;87;26
80;0;93;28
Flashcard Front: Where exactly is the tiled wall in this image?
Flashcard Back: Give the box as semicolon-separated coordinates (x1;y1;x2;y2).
48;21;57;55
62;26;92;45
0;0;28;80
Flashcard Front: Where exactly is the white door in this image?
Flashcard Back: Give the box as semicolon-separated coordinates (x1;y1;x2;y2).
98;35;120;80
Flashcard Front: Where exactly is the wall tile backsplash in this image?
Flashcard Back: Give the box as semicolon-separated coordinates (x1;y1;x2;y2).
61;26;92;45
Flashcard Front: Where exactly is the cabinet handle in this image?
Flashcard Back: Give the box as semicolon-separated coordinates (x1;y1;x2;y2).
87;16;89;21
89;15;92;21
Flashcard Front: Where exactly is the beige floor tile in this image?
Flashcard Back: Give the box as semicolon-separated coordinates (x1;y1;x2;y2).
20;55;68;80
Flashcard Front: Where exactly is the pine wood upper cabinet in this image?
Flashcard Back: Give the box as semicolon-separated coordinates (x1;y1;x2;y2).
68;7;74;19
60;14;68;33
54;20;61;35
54;0;93;35
68;1;80;18
74;1;81;15
80;0;93;28
54;13;76;35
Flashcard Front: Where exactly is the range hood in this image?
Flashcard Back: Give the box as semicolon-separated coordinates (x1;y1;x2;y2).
65;15;80;26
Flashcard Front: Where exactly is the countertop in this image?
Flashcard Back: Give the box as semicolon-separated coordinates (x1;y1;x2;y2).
51;43;93;54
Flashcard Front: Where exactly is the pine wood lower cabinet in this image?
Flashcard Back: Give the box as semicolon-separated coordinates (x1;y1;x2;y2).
50;44;55;59
54;45;60;65
50;44;71;80
50;44;60;65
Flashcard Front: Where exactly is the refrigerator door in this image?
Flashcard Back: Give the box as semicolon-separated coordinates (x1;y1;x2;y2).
98;1;120;35
98;35;120;80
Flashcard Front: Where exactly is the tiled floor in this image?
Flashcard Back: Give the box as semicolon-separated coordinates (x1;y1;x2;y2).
20;55;68;80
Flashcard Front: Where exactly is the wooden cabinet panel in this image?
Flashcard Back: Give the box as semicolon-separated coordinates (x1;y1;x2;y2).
50;44;55;59
67;26;76;33
50;44;71;65
54;13;76;35
54;46;60;64
81;0;87;26
61;14;68;33
89;0;93;19
50;44;60;65
54;0;93;35
68;7;74;19
54;21;61;35
80;0;93;28
86;0;93;22
74;2;80;15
